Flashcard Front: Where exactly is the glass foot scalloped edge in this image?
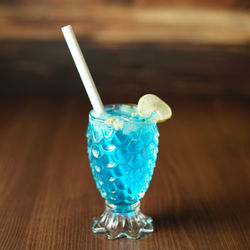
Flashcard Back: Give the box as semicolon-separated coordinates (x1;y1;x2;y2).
92;201;154;239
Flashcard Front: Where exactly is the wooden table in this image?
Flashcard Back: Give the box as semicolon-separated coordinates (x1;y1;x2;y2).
0;97;249;249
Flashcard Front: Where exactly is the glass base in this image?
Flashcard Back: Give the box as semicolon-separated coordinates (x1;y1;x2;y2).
92;201;153;239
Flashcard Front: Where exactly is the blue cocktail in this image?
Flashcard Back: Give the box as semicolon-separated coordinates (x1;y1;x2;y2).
86;104;159;239
61;25;171;240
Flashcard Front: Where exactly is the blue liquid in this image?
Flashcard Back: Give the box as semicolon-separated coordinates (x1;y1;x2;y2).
86;104;159;208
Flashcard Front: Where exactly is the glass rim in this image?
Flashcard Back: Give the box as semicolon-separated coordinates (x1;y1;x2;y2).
88;103;157;126
89;103;136;122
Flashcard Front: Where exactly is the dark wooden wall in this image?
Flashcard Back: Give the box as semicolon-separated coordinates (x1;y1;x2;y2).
0;1;250;98
2;0;250;9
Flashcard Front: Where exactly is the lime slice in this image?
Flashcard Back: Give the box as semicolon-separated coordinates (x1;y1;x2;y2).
137;94;172;123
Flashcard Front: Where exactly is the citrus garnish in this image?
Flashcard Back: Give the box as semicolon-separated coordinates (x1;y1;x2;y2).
137;94;172;123
105;118;123;130
105;118;115;125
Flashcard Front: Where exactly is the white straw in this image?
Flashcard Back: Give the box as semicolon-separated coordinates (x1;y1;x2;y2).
61;25;104;114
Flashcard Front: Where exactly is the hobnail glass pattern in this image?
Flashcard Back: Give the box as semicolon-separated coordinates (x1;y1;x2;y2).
86;105;159;239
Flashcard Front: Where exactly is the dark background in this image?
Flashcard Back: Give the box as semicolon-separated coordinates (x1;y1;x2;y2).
0;0;250;103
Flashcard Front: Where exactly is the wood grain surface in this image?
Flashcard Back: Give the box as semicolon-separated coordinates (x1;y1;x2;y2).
1;41;250;98
0;4;250;44
0;97;249;249
2;0;249;8
1;3;250;98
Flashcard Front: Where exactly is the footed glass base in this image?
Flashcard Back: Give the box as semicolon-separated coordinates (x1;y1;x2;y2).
92;201;153;239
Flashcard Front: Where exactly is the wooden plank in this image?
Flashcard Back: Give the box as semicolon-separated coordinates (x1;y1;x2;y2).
1;0;244;7
0;4;249;45
0;41;250;97
0;98;249;249
0;3;249;98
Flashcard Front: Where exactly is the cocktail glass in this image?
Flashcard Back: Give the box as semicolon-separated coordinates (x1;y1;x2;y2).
86;104;159;239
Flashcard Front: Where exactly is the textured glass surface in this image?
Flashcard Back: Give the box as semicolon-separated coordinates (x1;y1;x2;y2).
92;201;154;239
86;104;159;239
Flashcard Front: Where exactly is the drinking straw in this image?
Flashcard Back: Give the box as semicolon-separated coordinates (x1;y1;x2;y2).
61;25;104;114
